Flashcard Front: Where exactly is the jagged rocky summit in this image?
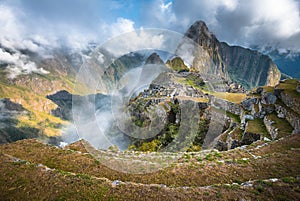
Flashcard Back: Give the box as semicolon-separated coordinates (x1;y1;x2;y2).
184;20;281;89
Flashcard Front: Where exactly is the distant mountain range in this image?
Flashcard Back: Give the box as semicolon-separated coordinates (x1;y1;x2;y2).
270;51;300;78
0;19;295;145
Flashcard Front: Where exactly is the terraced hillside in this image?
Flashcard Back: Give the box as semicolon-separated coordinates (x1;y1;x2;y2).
0;133;300;200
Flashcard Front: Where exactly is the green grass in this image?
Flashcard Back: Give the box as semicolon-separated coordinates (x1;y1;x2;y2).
262;86;274;93
246;118;269;136
214;92;247;103
277;79;300;100
226;111;241;123
166;57;189;72
266;113;294;138
1;133;300;200
231;127;244;140
0;72;76;137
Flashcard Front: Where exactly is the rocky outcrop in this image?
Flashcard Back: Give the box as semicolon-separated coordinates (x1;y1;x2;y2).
241;98;258;111
263;116;278;140
185;20;281;89
0;98;39;144
47;90;110;121
261;92;277;105
145;53;164;65
0;98;25;112
47;90;73;120
276;90;300;115
166;57;189;72
0;98;28;123
209;96;241;115
275;104;300;134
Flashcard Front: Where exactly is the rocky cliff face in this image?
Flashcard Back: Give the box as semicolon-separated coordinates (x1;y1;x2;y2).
185;21;281;89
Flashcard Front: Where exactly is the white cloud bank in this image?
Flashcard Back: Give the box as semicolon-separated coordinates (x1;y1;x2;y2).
0;0;299;79
0;2;143;78
0;48;49;79
0;5;50;78
146;0;300;53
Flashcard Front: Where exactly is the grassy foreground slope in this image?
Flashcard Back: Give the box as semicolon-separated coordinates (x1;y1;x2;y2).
0;133;300;200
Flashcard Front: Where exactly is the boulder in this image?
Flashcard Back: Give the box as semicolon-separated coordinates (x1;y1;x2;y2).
244;114;254;120
241;114;254;124
241;98;257;111
112;180;121;187
261;92;277;105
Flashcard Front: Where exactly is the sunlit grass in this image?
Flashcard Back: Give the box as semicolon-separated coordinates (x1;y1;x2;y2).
276;79;300;100
0;79;67;137
266;113;293;139
245;118;268;136
208;91;246;104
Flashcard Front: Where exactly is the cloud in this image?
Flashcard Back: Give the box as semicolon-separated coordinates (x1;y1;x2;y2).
0;0;299;65
0;4;52;54
166;0;300;53
214;0;300;51
0;47;49;79
139;0;300;54
0;5;24;49
0;1;143;78
0;4;51;78
100;17;135;39
104;28;165;57
141;0;177;28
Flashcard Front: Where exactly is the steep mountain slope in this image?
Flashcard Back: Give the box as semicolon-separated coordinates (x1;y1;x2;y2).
0;48;86;142
185;21;281;89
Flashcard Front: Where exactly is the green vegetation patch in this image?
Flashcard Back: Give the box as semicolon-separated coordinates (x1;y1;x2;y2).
226;111;241;123
277;79;300;100
266;113;293;138
231;127;244;140
166;57;189;72
246;118;269;137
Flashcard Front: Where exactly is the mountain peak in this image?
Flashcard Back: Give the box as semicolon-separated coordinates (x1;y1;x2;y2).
191;20;209;31
185;20;218;47
183;20;281;89
145;52;164;65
